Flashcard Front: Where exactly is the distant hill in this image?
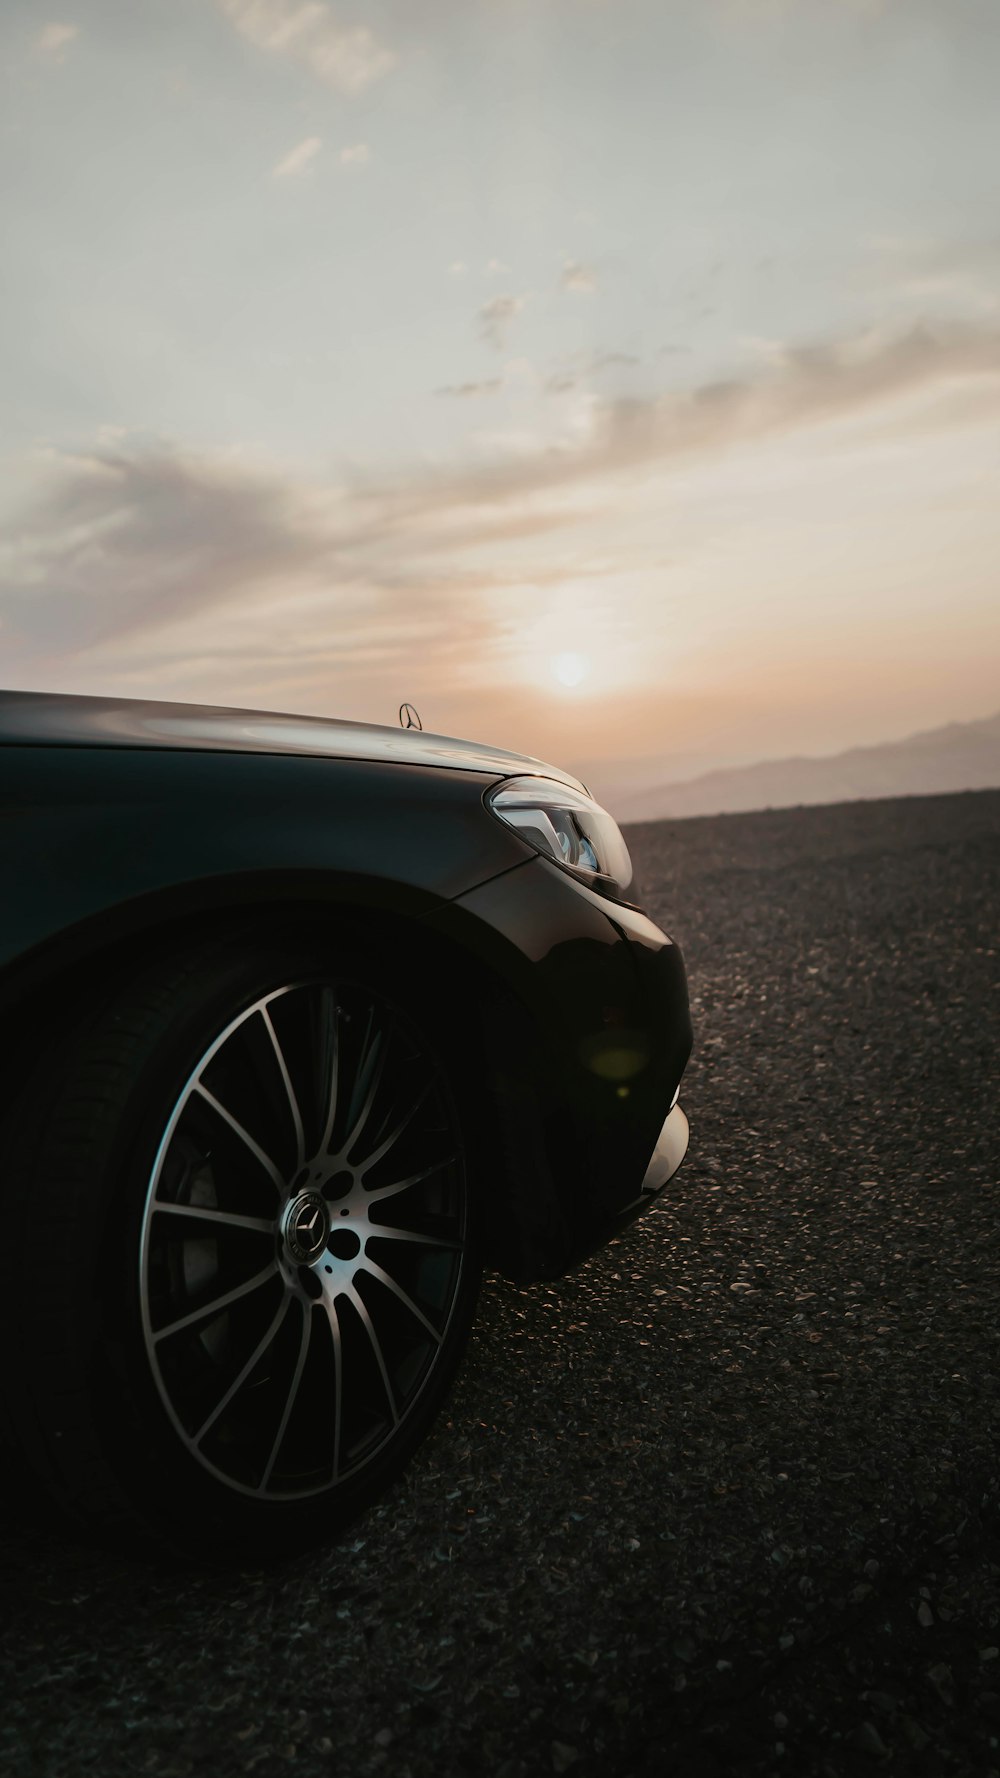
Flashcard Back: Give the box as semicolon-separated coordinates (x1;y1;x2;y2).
617;710;1000;821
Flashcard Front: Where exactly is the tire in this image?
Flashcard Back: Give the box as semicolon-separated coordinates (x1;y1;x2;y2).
0;931;482;1558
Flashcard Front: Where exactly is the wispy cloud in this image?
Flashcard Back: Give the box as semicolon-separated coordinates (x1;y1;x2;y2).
36;22;78;54
380;317;1000;520
338;142;369;165
478;294;526;349
271;135;322;179
863;234;1000;317
218;0;395;93
436;379;504;398
546;350;639;393
561;259;597;294
0;443;508;696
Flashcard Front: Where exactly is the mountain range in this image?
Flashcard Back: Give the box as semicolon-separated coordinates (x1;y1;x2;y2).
615;709;1000;822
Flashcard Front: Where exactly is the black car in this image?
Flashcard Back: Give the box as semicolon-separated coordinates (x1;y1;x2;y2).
0;691;692;1556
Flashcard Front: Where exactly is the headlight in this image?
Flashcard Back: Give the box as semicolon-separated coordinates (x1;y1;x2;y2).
486;775;634;902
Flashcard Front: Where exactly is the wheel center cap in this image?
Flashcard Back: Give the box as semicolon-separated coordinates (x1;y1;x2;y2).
282;1192;330;1264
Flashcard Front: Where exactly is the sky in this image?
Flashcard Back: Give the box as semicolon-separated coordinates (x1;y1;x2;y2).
1;0;998;806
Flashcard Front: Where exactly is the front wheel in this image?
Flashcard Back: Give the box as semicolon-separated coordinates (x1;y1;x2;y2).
1;935;481;1557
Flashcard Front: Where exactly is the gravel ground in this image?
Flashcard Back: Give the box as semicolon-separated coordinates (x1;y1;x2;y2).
2;788;998;1778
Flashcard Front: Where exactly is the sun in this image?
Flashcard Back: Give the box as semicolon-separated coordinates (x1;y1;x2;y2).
551;652;590;688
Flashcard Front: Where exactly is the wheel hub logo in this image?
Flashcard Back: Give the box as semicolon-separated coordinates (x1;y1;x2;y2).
284;1193;330;1263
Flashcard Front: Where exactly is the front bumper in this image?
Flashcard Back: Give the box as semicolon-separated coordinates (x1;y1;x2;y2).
621;1101;690;1215
425;855;693;1280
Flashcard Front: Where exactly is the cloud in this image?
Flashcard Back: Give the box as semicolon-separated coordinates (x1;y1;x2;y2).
36;22;78;54
355;317;1000;530
338;142;369;165
478;294;526;349
1;447;307;662
436;379;504;398
0;442;518;700
485;259;510;277
561;260;597;294
218;0;395;93
448;261;468;277
4;320;999;688
546;350;639;392
863;234;1000;317
271;135;322;178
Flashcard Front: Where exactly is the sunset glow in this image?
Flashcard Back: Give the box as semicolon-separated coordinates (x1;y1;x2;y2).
552;654;590;689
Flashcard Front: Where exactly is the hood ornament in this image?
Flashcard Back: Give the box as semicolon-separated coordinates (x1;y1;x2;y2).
399;703;423;731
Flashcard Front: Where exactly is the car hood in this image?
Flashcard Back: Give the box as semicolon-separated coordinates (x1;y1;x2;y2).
0;690;587;790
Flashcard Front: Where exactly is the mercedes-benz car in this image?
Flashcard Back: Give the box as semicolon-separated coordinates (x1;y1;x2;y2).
0;691;691;1556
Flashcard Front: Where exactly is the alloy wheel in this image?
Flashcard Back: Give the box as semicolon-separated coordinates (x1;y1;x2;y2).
138;979;467;1499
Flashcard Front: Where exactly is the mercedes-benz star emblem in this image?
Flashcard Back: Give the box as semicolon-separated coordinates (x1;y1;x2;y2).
399;703;423;731
284;1192;330;1264
295;1203;322;1245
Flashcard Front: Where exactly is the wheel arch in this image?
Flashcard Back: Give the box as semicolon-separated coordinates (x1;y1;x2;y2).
0;873;554;1281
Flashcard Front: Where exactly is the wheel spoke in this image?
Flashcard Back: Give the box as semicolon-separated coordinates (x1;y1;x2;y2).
366;1225;461;1251
192;1084;285;1192
153;1260;278;1343
364;1154;456;1203
342;1281;400;1427
192;1295;291;1444
261;1003;305;1170
344;1017;390;1158
259;1299;313;1492
318;1296;344;1482
317;987;341;1156
357;1082;431;1175
151;1202;275;1236
361;1259;443;1345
